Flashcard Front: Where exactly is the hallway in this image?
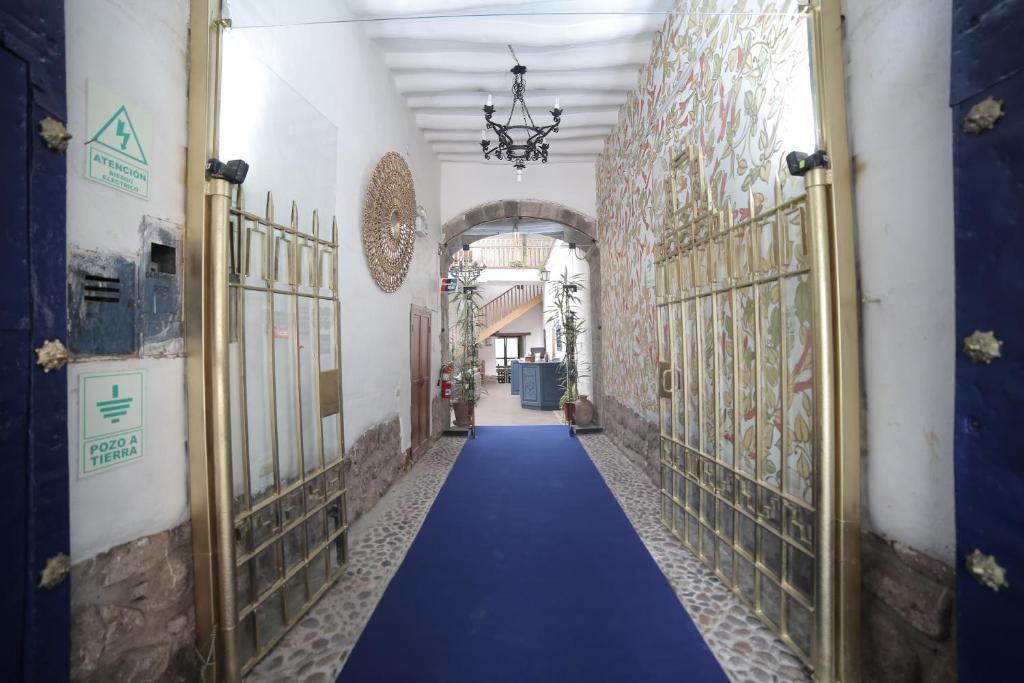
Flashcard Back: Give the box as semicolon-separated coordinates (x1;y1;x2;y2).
474;378;564;426
249;430;806;683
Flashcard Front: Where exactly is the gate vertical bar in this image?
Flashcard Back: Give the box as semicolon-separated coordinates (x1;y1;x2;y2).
208;178;241;681
184;0;224;680
805;168;835;681
807;1;862;680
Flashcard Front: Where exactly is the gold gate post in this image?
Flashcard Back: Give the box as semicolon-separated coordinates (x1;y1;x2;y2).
806;1;863;681
185;0;227;680
206;179;241;681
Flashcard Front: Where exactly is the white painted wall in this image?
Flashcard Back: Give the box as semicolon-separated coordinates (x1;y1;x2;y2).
65;0;190;561
484;303;545;377
440;162;596;223
229;23;442;453
845;0;956;563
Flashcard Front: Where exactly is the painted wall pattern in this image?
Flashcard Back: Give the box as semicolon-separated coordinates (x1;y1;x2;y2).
596;0;813;421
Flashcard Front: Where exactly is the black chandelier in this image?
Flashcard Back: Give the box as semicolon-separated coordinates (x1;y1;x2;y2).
480;45;563;182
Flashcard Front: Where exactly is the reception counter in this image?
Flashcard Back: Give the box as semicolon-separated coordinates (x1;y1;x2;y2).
519;361;565;410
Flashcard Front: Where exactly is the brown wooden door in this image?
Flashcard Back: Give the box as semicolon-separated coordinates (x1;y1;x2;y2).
410;306;432;452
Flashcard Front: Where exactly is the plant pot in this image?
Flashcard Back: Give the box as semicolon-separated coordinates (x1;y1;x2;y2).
563;400;576;424
574;395;594;428
453;401;474;427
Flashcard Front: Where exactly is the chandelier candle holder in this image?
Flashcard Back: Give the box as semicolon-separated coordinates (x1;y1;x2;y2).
481;45;563;182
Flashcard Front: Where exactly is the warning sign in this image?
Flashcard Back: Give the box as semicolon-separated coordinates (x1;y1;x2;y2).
79;370;145;477
85;82;152;199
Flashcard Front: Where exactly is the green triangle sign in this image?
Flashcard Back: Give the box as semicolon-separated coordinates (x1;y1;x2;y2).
91;105;148;165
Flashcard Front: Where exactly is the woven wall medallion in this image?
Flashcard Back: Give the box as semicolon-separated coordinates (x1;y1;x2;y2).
361;152;417;293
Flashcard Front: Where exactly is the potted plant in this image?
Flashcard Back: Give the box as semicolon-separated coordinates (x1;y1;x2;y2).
450;266;483;427
546;268;590;425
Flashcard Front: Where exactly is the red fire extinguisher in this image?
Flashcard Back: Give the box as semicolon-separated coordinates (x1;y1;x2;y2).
439;363;453;400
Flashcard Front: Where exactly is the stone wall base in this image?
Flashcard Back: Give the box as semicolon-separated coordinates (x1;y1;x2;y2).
862;532;956;682
600;393;660;486
71;522;200;683
343;414;406;524
431;394;449;438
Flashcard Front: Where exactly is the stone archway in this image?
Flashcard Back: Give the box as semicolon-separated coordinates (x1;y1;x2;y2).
440;199;603;427
442;199;596;244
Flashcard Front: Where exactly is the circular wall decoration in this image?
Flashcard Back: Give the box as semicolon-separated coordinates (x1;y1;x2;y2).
361;152;417;293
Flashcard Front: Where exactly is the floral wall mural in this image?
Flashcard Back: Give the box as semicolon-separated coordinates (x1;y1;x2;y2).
596;0;814;422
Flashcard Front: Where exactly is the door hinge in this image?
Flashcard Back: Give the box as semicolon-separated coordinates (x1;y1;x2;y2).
35;339;69;373
38;553;71;589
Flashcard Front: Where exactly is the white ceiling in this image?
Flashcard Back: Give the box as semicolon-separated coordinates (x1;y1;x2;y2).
229;0;672;164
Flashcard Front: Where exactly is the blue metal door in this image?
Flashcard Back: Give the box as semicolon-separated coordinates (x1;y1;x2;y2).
952;1;1024;679
0;1;69;680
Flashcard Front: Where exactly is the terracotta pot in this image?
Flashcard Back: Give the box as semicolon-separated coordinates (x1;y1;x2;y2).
563;400;576;424
453;401;474;427
574;395;594;428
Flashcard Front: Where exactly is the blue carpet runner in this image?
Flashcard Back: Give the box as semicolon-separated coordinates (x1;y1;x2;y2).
339;426;727;683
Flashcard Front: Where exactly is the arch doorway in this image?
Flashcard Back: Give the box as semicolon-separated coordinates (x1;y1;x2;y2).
440;199;603;428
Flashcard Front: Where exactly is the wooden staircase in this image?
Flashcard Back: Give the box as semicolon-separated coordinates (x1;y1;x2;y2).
478;283;543;340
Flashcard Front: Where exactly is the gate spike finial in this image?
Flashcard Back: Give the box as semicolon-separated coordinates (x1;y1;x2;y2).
237;185;246;212
312;209;320;240
331;217;338;244
290;201;299;229
265;191;274;223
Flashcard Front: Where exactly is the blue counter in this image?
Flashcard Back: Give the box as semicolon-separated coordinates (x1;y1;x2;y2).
519;361;565;410
510;360;522;395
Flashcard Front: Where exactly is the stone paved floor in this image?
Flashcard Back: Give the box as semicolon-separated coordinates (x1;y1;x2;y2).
247;430;810;683
578;434;811;683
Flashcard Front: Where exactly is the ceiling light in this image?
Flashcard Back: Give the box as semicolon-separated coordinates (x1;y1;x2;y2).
481;45;562;181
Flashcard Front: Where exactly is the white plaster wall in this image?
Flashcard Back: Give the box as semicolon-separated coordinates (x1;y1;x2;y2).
234;24;442;452
440;162;596;223
845;0;956;563
65;0;190;561
484;303;544;376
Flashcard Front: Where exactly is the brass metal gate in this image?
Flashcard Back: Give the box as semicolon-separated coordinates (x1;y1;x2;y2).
207;180;348;677
656;145;818;664
653;6;859;680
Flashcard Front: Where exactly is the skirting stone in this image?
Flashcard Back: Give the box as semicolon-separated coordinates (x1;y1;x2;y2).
343;415;405;524
70;522;200;683
862;532;956;682
600;393;660;486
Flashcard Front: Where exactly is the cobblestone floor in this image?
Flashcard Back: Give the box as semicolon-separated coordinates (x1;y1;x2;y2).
247;431;810;683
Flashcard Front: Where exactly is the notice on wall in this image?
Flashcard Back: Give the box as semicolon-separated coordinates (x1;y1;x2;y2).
79;370;145;477
85;81;152;199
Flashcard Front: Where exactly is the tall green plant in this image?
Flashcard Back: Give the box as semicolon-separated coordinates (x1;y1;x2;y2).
545;268;587;408
450;268;484;404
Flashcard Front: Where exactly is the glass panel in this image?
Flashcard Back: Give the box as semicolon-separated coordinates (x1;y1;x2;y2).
255;589;285;651
737;554;756;605
736;285;757;477
273;291;301;487
244;289;276;503
671;302;685;443
787;594;813;659
254;544;280;598
760;528;783;579
283;525;304;572
787;544;815;601
284;570;307;623
759;281;783;488
760;572;782;627
716;292;735;466
298;297;321;473
229;288;247;515
785;274;814;504
239;613;255;668
319;300;341;464
700;296;715;456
